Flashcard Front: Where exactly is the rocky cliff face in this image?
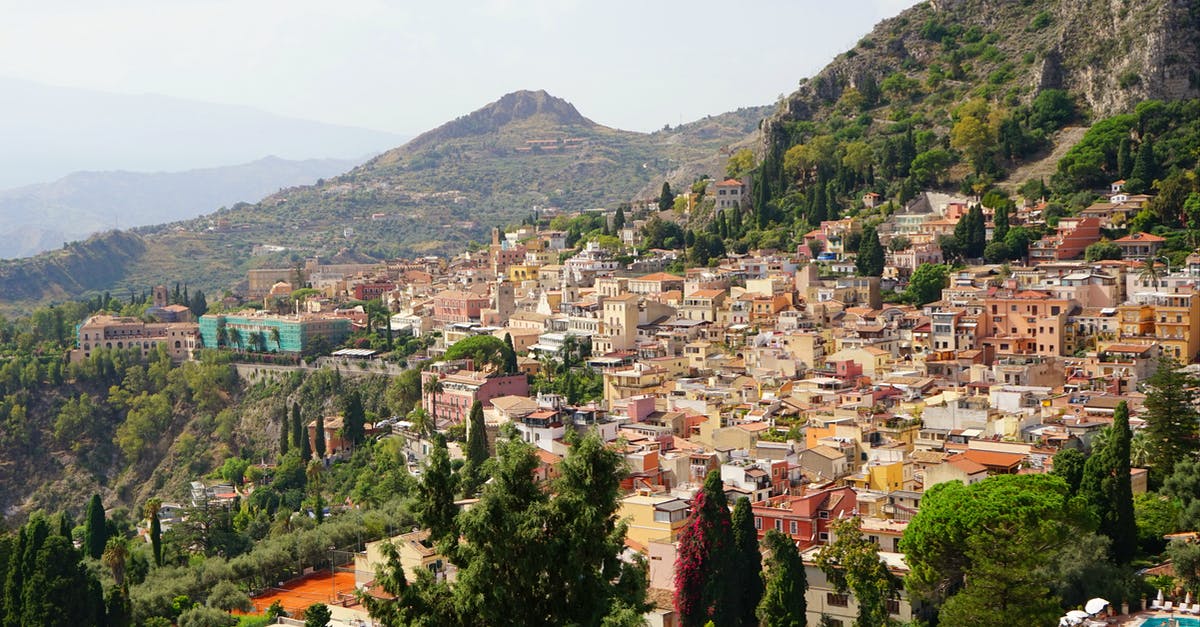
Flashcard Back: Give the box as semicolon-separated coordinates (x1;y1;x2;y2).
762;0;1200;152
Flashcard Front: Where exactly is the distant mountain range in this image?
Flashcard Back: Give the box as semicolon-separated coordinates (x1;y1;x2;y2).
0;77;406;189
0;155;367;259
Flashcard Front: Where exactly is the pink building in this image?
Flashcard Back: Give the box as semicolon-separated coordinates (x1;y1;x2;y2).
1029;217;1101;263
422;363;529;424
433;290;490;324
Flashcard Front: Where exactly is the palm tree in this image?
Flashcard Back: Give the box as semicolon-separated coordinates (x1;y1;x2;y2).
407;407;432;437
270;327;282;352
369;306;394;351
423;375;444;424
216;324;228;348
1090;425;1113;454
228;327;243;351
1139;257;1163;290
1131;430;1153;468
306;459;325;523
102;537;128;587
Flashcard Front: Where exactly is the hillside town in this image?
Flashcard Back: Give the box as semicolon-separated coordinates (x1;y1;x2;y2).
66;177;1199;626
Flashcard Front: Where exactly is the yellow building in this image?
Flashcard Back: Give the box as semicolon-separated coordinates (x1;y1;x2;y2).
618;492;691;550
846;460;912;492
355;530;446;586
602;363;670;407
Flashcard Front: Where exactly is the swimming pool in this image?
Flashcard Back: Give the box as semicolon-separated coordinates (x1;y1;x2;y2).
1142;617;1200;627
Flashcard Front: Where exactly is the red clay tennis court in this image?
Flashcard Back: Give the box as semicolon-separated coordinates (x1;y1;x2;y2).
247;570;359;616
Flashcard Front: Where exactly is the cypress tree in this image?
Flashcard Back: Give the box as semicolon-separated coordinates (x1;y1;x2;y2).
1080;401;1137;563
659;182;675;211
291;403;304;456
343;390;365;448
613;206;626;231
1130;136;1159;186
415;434;458;546
675;470;733;627
855;225;885;277
729;497;764;627
301;420;313;463
758;529;808;626
279;411;290;457
149;510;162;567
503;333;519;375
993;203;1010;242
84;494;107;560
461;401;490;498
1117;137;1133;179
314;414;326;459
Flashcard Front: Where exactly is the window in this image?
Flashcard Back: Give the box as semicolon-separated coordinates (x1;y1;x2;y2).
819;511;830;519
819;532;830;542
827;593;849;607
790;521;798;534
887;598;902;615
775;519;784;531
754;517;762;530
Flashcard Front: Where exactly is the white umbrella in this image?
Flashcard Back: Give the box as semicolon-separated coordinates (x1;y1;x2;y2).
1158;588;1165;603
1085;598;1110;615
1188;591;1194;606
1067;610;1090;620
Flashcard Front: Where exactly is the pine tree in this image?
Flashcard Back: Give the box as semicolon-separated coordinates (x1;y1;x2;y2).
659;182;675;211
1143;356;1200;482
675;470;732;627
314;414;327;459
758;530;808;627
729;497;764;626
84;493;107;560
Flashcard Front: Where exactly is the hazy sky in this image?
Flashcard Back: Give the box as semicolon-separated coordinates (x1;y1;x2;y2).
0;0;921;135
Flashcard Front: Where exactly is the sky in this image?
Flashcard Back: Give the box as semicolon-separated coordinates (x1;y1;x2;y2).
0;0;921;135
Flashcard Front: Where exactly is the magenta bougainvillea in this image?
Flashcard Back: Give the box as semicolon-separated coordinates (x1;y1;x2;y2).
674;470;732;627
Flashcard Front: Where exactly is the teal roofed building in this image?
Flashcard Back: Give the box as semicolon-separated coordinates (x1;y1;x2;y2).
199;312;351;353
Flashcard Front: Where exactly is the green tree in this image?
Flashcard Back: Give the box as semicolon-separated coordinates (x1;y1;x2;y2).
757;530;808;627
1051;447;1087;496
855;225;885;277
903;263;950;306
1078;401;1136;563
461;401;490;497
278;409;290;457
992;203;1009;241
727;149;756;179
659;182;676;211
502;333;519;374
304;603;332;627
443;335;514;373
1163;457;1200;530
342;390;366;448
675;470;732;627
145;499;163;567
1085;240;1123;261
314;414;326;459
729;498;764;626
815;518;898;627
902;474;1094;626
954;204;987;258
1143;356;1200;482
84;493;108;560
206;580;251;612
1135;493;1179;556
415;434;458;546
1129;137;1159;190
613;206;626;231
21;534;104;626
291;402;304;456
